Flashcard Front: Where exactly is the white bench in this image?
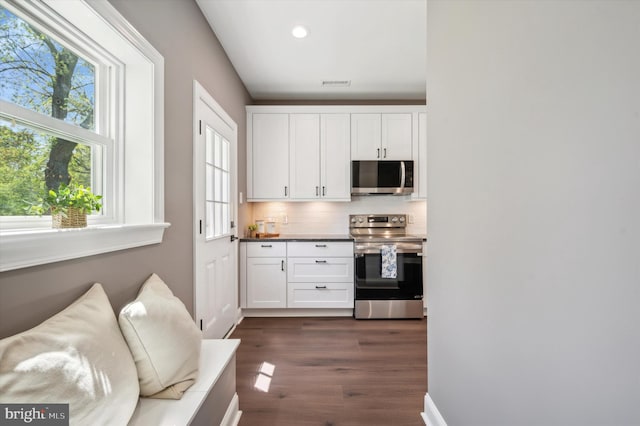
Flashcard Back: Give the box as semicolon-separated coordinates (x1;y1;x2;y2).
128;339;241;426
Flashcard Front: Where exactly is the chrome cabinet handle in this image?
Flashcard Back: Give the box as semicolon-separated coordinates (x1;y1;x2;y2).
377;148;380;158
281;260;285;271
322;186;326;196
261;244;272;248
315;285;327;289
384;148;387;158
315;244;327;248
315;260;327;264
284;186;288;196
316;186;319;196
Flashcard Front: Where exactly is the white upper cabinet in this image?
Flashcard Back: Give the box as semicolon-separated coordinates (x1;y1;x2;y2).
248;113;289;200
247;106;422;202
289;114;320;199
351;113;413;160
289;113;350;201
381;113;413;160
320;114;350;201
412;112;427;200
350;113;381;160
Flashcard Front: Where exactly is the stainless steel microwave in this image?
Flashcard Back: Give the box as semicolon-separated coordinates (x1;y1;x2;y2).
351;160;414;195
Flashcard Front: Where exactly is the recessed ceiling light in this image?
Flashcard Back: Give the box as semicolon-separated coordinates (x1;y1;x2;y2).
292;25;308;39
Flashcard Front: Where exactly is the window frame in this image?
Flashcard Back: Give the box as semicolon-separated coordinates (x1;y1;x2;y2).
0;0;168;272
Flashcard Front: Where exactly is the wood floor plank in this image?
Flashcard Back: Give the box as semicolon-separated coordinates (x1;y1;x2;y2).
230;317;427;426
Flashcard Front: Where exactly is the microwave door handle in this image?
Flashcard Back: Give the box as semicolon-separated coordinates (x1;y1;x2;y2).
400;161;406;191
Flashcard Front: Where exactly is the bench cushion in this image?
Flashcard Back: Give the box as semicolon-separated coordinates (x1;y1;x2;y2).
119;273;202;399
0;283;139;425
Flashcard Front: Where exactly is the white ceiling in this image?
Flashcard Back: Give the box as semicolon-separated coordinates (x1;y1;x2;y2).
195;0;426;101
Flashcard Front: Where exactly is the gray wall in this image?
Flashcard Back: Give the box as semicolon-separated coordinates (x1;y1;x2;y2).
0;0;252;338
426;1;640;424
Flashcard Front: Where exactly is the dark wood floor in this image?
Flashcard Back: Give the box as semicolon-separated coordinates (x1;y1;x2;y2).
230;317;427;426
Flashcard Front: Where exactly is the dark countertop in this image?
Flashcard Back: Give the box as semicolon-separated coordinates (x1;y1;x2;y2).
240;234;354;242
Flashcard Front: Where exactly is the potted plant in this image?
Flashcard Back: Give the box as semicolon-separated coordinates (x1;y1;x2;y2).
247;224;257;238
31;183;103;229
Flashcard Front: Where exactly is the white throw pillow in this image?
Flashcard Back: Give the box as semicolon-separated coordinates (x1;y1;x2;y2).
119;273;202;399
0;283;140;425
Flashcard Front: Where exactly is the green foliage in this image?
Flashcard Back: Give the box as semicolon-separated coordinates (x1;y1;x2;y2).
1;5;96;216
248;224;258;231
0;123;47;215
30;183;102;216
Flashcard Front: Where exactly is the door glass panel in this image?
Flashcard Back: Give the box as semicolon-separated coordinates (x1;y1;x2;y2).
206;201;214;239
214;133;222;168
204;125;231;240
222;138;229;169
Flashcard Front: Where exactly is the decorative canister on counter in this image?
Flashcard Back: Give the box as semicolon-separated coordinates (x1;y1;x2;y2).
266;221;276;234
255;220;265;234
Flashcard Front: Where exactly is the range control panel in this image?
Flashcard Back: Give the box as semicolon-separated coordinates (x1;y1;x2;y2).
349;214;407;228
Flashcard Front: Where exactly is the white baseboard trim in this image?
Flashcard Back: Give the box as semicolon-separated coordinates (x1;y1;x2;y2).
422;393;447;426
221;393;241;426
241;308;354;317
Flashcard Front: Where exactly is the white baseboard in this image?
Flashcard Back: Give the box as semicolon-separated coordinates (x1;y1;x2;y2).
422;393;447;426
221;393;241;426
241;308;354;317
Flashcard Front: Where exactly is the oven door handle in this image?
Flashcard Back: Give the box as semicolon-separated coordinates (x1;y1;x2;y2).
354;248;423;255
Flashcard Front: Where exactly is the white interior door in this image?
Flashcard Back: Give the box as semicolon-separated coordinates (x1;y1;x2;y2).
193;81;238;339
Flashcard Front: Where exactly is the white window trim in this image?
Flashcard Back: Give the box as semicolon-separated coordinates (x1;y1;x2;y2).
0;0;169;272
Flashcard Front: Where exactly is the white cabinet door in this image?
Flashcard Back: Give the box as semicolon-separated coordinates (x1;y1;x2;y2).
290;114;320;200
381;113;413;160
321;114;351;201
288;282;354;308
249;113;289;200
414;112;427;199
287;257;354;283
246;257;287;308
351;113;381;160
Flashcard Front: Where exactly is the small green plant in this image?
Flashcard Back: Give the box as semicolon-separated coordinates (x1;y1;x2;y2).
248;224;258;232
30;183;102;217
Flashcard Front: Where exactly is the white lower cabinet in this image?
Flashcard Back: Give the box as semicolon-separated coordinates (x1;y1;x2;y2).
286;242;354;309
288;282;353;308
245;243;287;308
242;240;354;310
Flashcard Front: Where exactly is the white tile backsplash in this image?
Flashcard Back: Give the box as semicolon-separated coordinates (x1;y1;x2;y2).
251;196;426;235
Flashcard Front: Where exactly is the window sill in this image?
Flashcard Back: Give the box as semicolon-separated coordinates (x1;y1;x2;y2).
0;223;170;272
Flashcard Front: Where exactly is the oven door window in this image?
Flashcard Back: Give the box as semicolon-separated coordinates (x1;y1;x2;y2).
355;252;423;300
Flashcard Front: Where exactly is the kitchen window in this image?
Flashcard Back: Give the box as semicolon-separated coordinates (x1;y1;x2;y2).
0;0;168;272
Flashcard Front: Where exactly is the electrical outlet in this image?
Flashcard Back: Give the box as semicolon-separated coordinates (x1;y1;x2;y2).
408;214;415;224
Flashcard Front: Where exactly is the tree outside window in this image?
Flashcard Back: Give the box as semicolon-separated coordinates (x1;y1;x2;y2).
0;5;95;216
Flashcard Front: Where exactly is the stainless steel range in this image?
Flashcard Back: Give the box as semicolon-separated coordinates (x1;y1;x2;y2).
350;214;424;319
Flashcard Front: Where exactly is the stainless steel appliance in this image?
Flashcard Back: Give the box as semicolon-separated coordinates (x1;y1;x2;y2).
350;214;424;319
351;160;414;195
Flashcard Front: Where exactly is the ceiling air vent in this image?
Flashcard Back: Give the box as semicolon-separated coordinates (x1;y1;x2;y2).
321;80;351;87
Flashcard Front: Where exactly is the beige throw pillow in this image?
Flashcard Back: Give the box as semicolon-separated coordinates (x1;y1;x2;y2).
119;273;202;399
0;283;140;425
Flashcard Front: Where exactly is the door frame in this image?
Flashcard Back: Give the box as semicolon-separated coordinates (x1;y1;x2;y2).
192;80;239;334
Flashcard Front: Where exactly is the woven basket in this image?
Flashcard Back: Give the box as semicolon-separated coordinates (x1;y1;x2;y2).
52;207;87;229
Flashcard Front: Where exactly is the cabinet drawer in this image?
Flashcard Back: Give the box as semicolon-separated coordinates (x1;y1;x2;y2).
287;282;354;308
246;242;286;257
287;257;354;282
287;242;353;257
